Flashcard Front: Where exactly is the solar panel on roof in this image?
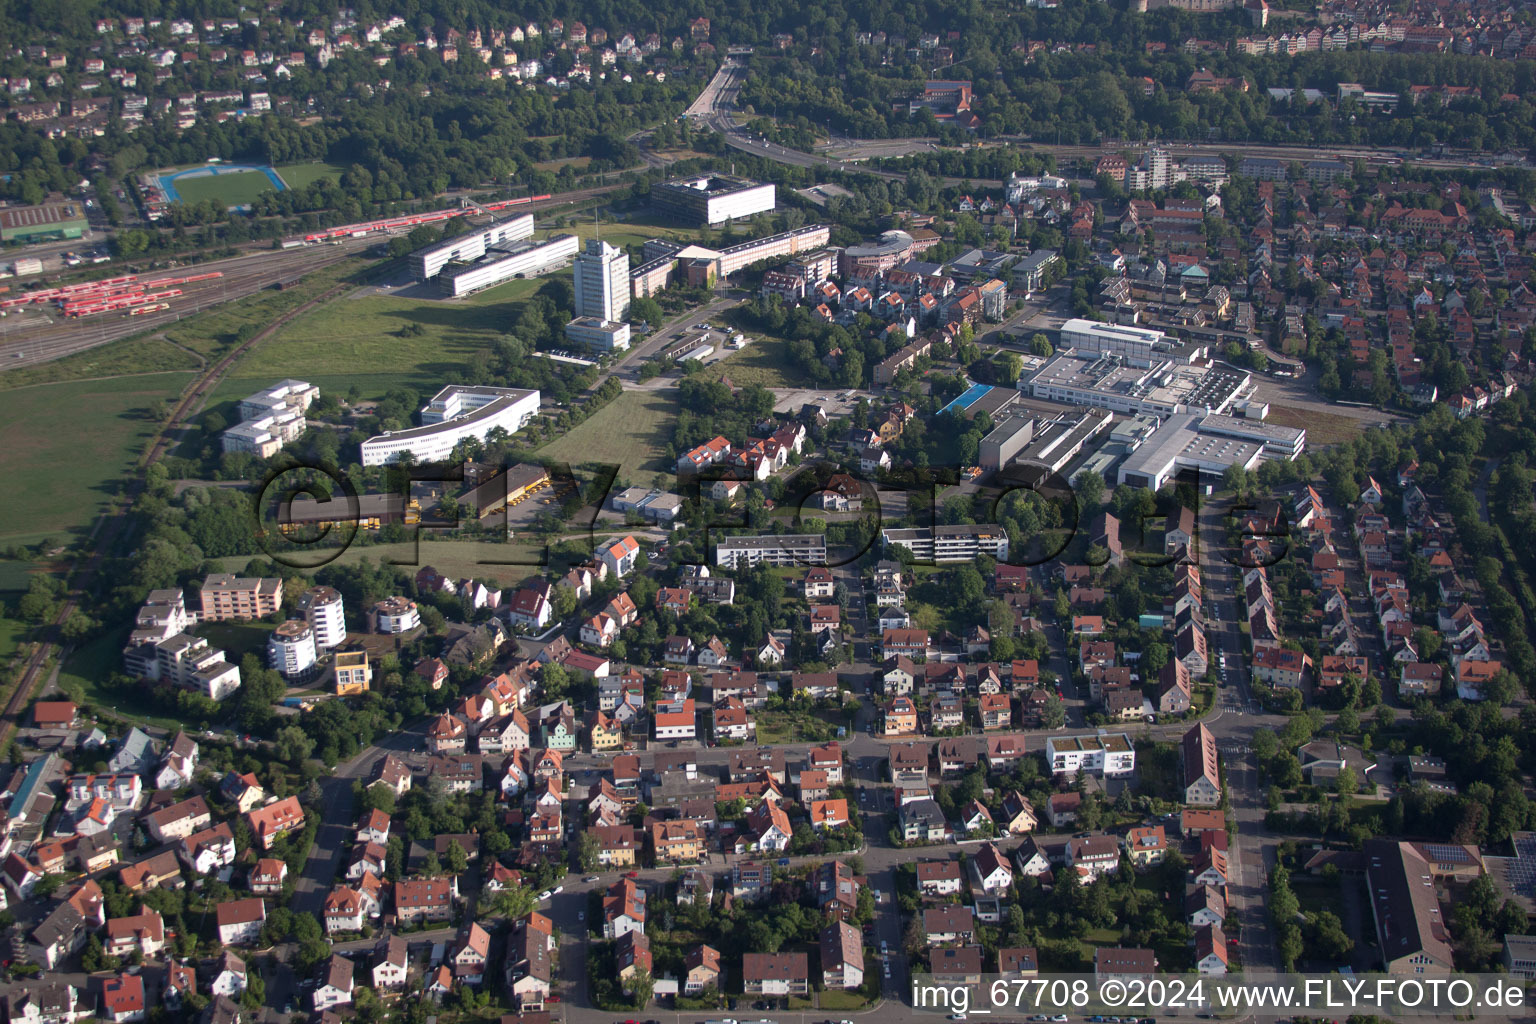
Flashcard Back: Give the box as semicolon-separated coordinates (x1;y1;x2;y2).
1422;844;1472;863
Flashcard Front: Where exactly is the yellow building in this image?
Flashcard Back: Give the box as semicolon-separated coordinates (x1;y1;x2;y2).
586;710;623;751
334;651;372;695
650;820;705;863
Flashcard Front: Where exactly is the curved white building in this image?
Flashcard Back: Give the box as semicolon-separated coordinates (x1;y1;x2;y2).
298;586;346;650
360;386;540;466
267;619;318;681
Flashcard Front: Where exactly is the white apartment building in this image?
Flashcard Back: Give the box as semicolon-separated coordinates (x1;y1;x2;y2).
222;379;318;458
298;586;346;650
369;596;420;634
1045;732;1137;776
715;534;828;569
881;525;1010;563
135;632;242;701
267;619;318;681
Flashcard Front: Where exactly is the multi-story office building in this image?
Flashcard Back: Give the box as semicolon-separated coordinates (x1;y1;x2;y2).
435;233;579;296
360;386;540;466
563;316;631;352
573;239;630;323
408;213;534;280
651;175;776;225
1059;319;1166;367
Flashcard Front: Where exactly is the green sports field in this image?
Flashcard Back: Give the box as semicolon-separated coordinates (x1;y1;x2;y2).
276;162;350;189
172;169;279;207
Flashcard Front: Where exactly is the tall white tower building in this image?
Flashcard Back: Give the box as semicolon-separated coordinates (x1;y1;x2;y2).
573;239;630;323
298;585;346;650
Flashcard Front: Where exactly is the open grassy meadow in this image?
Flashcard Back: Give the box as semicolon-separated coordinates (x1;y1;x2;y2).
0;372;194;545
0;336;204;390
219;264;571;401
538;388;678;476
698;335;814;390
211;538;549;588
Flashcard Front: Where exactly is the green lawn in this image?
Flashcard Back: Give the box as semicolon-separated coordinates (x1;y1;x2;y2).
698;335;813;390
463;275;546;307
0;336;203;390
0;617;25;662
222;287;522;399
0;372;194;545
164;261;357;361
534;213;697;253
194;621;274;660
173;169;279;208
276;162;350;189
754;708;845;744
538;389;679;477
57;627;185;730
211;538;548;588
0;560;40;661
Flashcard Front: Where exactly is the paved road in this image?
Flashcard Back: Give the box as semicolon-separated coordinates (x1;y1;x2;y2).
291;719;430;917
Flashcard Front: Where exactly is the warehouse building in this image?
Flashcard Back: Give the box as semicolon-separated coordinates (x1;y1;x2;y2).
408;213;534;280
1116;412;1278;491
435;233;578;296
1026;353;1249;417
360;386;540;467
979;417;1036;472
1058;318;1168;368
279;493;414;534
0;201;88;243
651;174;776;225
1010;408;1114;477
468;463;551;519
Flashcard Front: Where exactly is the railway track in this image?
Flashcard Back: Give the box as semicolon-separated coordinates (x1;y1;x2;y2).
0;275;353;745
0;179;632;734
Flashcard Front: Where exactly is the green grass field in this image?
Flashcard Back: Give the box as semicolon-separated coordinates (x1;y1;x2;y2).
0;372;194;545
211;538;548;588
222;280;544;399
0;336;204;391
699;336;813;390
538;389;678;476
276;162;350;189
172;169;280;208
163;261;357;361
57;626;185;729
534;213;697;254
222;294;489;397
